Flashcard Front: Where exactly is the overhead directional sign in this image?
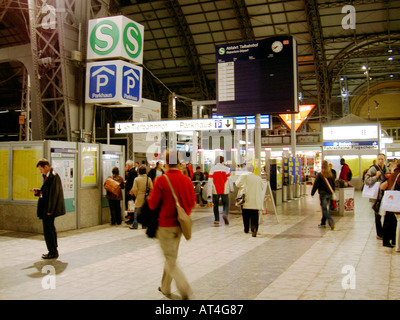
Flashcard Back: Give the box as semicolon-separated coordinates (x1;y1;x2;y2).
115;118;235;134
86;59;142;105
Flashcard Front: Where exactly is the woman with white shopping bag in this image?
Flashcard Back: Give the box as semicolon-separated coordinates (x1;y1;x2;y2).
311;160;336;230
364;153;389;240
379;160;400;248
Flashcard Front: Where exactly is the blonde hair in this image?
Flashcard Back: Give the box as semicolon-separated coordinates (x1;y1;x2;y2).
321;160;333;178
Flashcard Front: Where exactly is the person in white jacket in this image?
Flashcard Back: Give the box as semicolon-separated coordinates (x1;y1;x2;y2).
208;156;231;225
235;164;265;237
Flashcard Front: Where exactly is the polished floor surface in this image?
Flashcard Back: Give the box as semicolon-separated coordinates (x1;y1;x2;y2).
1;187;399;300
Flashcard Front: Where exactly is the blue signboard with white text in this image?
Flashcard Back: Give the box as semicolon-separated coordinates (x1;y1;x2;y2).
88;64;117;100
86;60;142;106
122;66;141;103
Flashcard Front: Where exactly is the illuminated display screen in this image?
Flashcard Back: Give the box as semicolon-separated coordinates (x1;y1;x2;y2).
323;125;379;141
212;115;271;130
216;36;298;116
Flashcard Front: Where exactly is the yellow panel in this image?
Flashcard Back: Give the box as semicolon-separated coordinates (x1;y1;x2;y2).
0;149;9;199
82;150;97;184
344;156;360;178
361;156;376;176
12;149;43;200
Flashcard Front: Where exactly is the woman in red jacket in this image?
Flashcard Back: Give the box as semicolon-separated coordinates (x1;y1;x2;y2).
147;150;196;300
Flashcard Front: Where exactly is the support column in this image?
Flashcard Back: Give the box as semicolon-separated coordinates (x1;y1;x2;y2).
255;114;261;176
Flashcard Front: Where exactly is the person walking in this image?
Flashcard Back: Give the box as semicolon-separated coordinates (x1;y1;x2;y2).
147;150;196;300
129;165;153;229
208;156;231;225
148;161;164;181
125;160;138;223
31;158;66;259
235;164;265;237
311;160;335;230
105;167;125;225
379;160;400;248
192;166;205;207
364;153;389;240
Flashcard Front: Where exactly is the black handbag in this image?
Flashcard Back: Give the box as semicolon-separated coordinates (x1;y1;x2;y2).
372;189;383;213
372;199;381;213
137;177;160;238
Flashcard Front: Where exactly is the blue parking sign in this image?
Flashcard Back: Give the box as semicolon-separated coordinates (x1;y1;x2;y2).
89;64;117;99
122;66;140;102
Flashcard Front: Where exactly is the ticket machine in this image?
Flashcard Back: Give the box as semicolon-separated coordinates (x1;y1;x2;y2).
270;159;283;205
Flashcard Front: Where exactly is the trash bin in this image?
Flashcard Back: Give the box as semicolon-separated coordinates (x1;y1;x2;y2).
330;187;355;216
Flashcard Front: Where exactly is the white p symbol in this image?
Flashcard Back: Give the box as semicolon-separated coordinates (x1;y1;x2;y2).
124;69;139;94
96;75;108;93
92;66;115;93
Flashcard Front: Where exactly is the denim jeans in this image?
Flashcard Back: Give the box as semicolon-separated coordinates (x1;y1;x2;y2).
212;194;229;221
319;193;334;227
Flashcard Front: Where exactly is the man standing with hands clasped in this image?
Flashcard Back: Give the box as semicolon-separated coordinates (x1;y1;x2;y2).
364;153;389;240
31;159;65;259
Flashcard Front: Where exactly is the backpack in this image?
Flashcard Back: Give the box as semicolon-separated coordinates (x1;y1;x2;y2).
347;168;352;181
104;176;121;195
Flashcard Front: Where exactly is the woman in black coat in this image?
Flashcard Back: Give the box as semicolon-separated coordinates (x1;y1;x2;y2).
311;160;336;230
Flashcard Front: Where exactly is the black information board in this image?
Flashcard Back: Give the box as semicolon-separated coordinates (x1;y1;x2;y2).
216;36;298;117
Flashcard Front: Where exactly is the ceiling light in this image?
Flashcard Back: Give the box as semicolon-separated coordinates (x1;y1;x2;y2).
388;49;393;53
388;57;393;61
362;65;367;70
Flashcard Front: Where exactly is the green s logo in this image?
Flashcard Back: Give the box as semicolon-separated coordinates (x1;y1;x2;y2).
123;22;142;59
218;48;226;55
90;20;119;55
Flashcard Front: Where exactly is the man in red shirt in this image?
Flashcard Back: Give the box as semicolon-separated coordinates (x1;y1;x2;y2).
339;158;350;184
147;150;196;300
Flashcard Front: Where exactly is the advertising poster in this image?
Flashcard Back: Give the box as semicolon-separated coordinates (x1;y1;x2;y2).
51;148;76;212
12;146;43;200
0;149;8;199
344;188;355;212
81;146;98;185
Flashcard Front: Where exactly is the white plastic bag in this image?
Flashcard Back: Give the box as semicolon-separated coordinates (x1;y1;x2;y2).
128;200;135;211
362;181;381;199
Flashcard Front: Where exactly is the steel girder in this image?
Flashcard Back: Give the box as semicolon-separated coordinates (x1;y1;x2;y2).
304;0;332;123
164;0;212;101
28;0;74;140
230;0;255;41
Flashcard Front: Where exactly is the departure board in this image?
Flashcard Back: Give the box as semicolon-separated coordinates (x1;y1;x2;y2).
216;36;298;117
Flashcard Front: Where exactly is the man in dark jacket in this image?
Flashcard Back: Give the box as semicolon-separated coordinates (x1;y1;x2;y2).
32;159;65;259
125;160;138;223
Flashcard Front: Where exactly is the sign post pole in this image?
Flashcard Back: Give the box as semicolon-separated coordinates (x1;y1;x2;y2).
255;114;261;176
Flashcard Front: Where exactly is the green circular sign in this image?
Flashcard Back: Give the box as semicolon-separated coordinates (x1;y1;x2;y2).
123;22;142;59
90;20;119;56
218;48;226;55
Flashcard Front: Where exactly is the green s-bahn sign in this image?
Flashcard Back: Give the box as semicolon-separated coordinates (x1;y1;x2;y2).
87;15;144;64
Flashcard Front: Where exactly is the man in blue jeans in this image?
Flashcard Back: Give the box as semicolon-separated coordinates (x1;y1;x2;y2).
208;156;231;225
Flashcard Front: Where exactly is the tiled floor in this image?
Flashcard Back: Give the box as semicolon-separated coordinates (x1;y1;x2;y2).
1;187;399;300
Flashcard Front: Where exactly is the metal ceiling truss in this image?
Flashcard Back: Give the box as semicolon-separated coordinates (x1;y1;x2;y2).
164;0;212;101
28;0;75;140
304;0;332;123
230;0;255;41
